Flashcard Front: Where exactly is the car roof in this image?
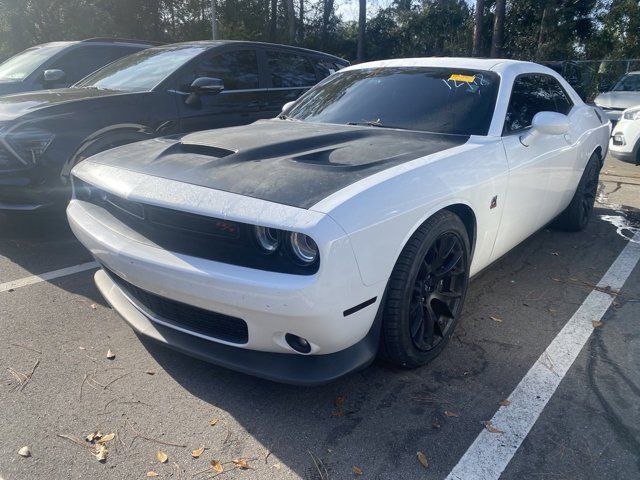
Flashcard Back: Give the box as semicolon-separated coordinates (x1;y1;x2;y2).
342;57;542;73
147;40;348;64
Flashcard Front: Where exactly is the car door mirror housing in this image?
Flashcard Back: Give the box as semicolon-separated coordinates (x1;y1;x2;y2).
43;69;66;83
520;111;570;146
190;77;224;95
282;101;295;113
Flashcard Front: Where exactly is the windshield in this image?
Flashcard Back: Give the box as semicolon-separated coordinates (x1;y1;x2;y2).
287;67;500;136
75;45;209;92
0;43;69;81
612;74;640;92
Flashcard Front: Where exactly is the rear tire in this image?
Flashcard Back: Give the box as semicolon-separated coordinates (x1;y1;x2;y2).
551;152;601;232
380;211;470;368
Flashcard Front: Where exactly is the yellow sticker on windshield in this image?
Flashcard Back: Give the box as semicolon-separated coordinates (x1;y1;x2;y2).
449;73;476;83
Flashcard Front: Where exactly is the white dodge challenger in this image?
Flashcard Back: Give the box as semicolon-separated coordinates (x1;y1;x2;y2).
67;58;610;385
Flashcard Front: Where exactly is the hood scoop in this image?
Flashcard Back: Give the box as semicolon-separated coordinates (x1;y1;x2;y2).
165;142;236;159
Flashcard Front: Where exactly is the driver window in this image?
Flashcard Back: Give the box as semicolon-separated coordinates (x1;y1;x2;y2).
178;49;259;92
504;75;556;133
504;74;574;134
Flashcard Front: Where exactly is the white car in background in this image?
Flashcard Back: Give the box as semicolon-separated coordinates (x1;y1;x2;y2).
67;58;610;385
594;71;640;122
610;106;640;165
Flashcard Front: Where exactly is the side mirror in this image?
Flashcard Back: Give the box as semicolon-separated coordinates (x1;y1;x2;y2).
520;111;569;146
190;77;224;95
282;101;295;113
43;69;66;83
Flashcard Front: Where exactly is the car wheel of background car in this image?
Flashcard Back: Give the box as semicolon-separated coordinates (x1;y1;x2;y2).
551;152;601;232
61;129;154;185
380;210;470;368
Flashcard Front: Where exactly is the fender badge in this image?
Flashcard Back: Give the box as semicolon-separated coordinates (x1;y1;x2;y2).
490;196;498;209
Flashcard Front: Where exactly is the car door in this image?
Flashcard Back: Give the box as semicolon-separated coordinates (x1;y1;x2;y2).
261;49;318;117
491;73;576;261
174;48;263;133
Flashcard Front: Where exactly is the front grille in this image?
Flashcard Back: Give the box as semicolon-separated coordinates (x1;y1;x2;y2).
105;267;249;344
73;177;319;275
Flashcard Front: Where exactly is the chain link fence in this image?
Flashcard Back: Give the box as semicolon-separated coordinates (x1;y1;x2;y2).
543;59;640;101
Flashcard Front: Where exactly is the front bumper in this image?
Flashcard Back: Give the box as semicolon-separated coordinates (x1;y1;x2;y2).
67;197;384;383
95;268;381;385
0;170;65;211
609;119;640;164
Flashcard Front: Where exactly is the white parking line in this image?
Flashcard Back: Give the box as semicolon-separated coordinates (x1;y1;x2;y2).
0;261;98;293
446;231;640;480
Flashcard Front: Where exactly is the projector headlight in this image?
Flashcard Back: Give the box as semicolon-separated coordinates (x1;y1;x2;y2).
288;232;319;265
254;225;282;253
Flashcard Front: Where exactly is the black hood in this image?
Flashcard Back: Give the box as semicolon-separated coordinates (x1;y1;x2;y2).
89;120;469;209
0;87;125;121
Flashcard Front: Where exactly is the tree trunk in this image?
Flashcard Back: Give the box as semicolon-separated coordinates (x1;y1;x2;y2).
298;0;304;42
321;0;334;49
536;3;551;60
210;0;217;40
490;0;505;58
357;0;366;62
270;0;278;41
286;0;295;44
472;0;484;57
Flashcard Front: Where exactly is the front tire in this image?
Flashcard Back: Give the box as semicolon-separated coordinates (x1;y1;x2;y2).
551;152;601;232
380;211;470;368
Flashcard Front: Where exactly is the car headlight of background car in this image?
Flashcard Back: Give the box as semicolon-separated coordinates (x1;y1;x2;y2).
5;126;55;164
622;108;640;121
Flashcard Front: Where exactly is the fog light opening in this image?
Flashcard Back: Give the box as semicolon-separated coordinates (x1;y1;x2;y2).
285;333;312;354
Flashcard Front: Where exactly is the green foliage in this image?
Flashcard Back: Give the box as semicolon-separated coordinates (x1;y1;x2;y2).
0;0;638;62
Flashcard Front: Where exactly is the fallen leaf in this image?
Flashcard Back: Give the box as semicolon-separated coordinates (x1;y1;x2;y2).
106;349;115;360
156;451;168;463
97;432;115;444
272;463;281;470
86;431;103;442
90;303;97;310
233;458;250;469
417;451;429;469
592;320;604;329
209;418;219;426
211;460;224;473
331;410;344;417
552;252;559;256
444;410;460;417
352;465;363;476
146;472;159;478
490;315;503;323
499;399;512;407
432;418;441;429
552;278;562;282
18;446;30;457
483;420;504;434
335;395;346;407
191;446;205;458
145;369;156;375
93;443;108;462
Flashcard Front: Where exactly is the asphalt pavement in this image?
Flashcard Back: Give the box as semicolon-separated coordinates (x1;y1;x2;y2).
0;155;639;480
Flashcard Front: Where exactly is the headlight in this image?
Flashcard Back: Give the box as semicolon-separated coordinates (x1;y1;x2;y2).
6;127;55;163
289;232;319;265
254;225;281;253
623;109;640;121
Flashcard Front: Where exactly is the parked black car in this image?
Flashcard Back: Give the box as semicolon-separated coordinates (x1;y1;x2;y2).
0;41;348;211
0;38;158;96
